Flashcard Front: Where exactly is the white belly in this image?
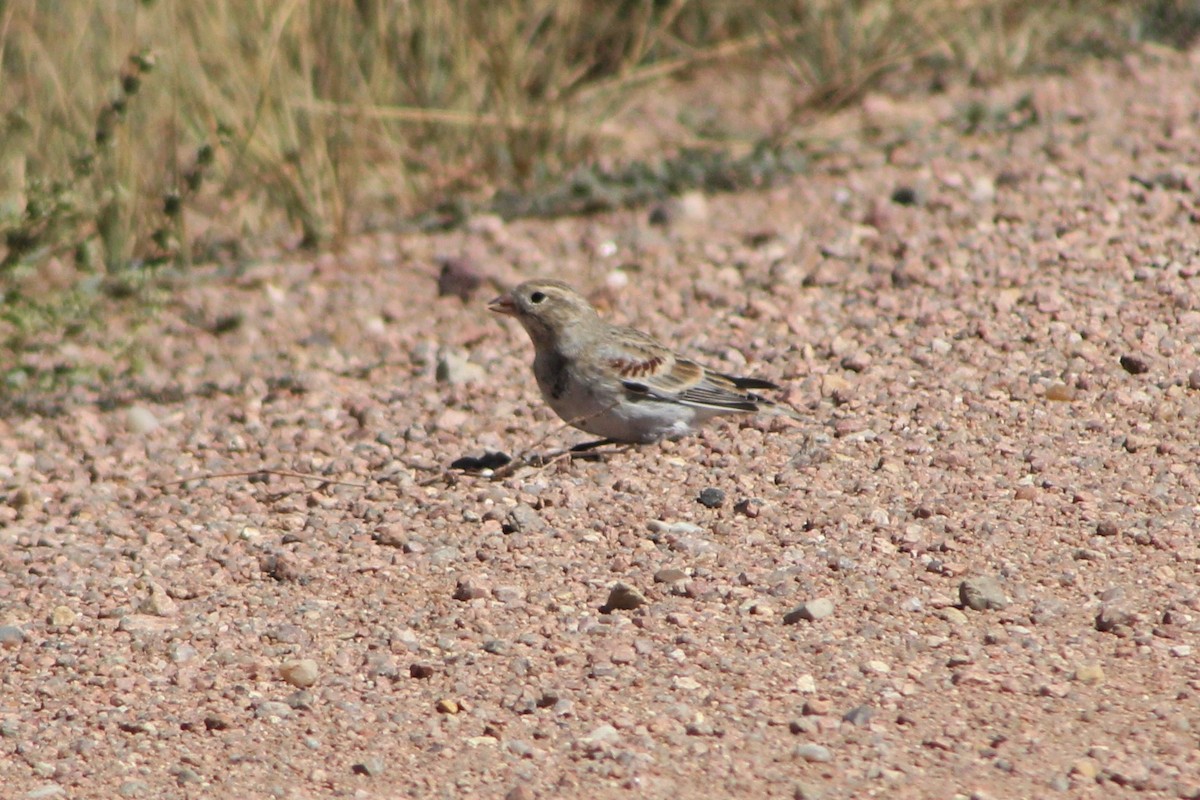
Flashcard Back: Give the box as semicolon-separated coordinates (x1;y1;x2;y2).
538;370;711;443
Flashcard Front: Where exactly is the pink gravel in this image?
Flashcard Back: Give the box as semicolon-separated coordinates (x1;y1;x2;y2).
2;49;1199;799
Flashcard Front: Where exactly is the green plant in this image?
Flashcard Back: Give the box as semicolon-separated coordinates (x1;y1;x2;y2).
0;0;1162;280
0;46;208;275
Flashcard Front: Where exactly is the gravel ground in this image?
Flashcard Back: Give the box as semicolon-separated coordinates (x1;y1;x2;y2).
3;49;1200;800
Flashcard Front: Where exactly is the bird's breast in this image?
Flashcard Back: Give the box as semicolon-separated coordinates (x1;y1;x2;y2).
533;351;571;400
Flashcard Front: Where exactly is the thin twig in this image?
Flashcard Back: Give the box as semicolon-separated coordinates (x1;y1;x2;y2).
150;468;369;490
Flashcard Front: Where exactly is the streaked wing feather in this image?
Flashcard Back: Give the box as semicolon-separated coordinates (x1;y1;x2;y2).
603;325;780;413
625;359;769;412
676;372;767;411
602;326;678;381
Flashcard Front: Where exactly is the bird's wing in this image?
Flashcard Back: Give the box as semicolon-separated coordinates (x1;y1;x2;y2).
602;326;773;413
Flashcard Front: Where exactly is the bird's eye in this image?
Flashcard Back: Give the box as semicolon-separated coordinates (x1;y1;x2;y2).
529;291;546;304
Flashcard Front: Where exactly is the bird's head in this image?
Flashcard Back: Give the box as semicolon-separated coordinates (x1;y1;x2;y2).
488;279;598;345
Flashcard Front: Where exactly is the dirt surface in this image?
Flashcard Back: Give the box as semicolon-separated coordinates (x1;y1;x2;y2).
3;48;1200;800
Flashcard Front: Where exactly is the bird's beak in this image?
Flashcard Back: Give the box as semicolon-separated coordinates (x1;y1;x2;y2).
487;294;516;316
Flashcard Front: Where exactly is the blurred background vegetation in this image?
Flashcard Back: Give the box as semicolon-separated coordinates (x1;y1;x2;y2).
0;0;1196;318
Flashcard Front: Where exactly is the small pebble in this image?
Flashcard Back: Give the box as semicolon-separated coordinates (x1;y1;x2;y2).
0;625;26;648
48;606;76;627
676;191;709;222
173;768;202;786
1119;354;1149;375
789;718;818;734
351;756;386;777
204;714;232;731
794;782;825;800
279;658;319;688
1123;434;1150;453
733;498;762;518
428;546;462;566
435;350;486;385
685;719;720;737
1073;663;1105;684
581;724;620;748
794;743;833;763
285;690;314;710
842;705;873;726
697;488;726;508
647;520;704;535
167;643;198;665
803;698;831;716
603;582;647;612
1048;774;1071;792
1095;605;1135;633
505;740;535;758
373;525;406;548
1045;382;1075;402
940;608;968;625
117;615;175;635
970;175;996;204
138;582;178;617
959;576;1009;611
784;598;835;624
453;579;489;601
125;405;161;434
259;552;301;582
1014;485;1038;501
654;568;688;584
841;352;870;372
503;504;545;534
254;701;292;721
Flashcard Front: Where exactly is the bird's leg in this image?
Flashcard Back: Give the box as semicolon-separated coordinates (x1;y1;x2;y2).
570;441;635;462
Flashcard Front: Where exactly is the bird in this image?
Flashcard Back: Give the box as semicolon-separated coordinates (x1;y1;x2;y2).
488;278;800;447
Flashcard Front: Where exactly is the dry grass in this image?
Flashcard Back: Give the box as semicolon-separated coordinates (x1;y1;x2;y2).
0;0;1181;290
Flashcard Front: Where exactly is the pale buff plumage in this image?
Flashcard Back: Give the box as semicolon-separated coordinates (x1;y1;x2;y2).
488;279;800;445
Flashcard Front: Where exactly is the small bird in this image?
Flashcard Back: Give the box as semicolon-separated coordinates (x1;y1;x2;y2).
488;279;799;447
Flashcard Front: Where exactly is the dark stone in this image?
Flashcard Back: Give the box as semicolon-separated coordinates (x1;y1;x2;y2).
1119;354;1149;375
